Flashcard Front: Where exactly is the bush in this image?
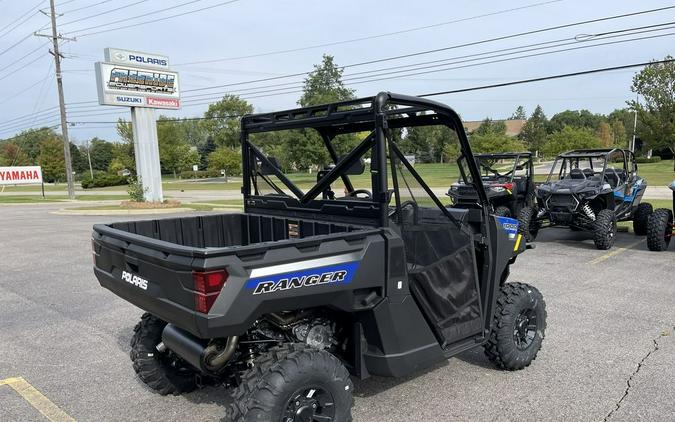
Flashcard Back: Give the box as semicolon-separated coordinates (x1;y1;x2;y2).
127;177;146;202
636;156;662;163
178;169;223;179
81;173;129;189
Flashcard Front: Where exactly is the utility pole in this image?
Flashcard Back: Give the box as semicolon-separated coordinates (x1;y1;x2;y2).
631;93;639;153
36;0;76;199
85;140;94;179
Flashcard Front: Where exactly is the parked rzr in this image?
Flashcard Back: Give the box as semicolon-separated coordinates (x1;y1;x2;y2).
519;148;649;250
92;93;547;422
646;181;674;251
448;152;535;217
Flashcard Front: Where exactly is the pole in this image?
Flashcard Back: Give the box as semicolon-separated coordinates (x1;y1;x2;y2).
631;93;639;153
86;141;94;179
131;107;163;202
47;0;75;199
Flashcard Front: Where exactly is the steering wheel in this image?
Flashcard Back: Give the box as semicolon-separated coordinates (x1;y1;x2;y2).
345;189;372;199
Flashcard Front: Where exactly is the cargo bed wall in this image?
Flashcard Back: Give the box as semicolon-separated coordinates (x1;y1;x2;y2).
108;213;363;248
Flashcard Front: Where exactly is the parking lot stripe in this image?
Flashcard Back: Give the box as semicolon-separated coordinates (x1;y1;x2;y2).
0;377;76;422
588;239;645;265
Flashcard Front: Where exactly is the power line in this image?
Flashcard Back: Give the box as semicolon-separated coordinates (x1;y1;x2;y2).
65;58;675;127
60;0;114;15
71;0;242;37
0;41;48;73
58;0;151;27
0;0;44;36
0;55;47;82
174;0;565;66
181;4;675;95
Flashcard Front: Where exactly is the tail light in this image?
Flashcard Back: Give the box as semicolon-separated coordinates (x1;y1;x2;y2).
193;269;228;313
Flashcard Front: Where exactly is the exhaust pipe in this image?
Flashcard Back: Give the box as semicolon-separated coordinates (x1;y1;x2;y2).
161;324;238;373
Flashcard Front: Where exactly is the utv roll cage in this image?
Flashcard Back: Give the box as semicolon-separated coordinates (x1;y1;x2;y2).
473;152;533;181
547;148;636;187
240;92;490;227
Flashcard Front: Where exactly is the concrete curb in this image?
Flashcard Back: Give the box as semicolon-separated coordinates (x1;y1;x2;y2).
52;207;191;216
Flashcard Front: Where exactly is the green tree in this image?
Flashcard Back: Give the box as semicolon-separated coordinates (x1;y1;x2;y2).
203;95;253;148
510;106;527;120
628;56;675;170
298;55;355;107
466;119;526;153
542;126;602;157
208;146;241;176
89;138;114;171
596;122;613;147
157;118;200;177
70;143;87;175
608;109;637;147
38;137;65;182
5;127;59;163
0;142;30;166
520;105;548;155
548;110;605;133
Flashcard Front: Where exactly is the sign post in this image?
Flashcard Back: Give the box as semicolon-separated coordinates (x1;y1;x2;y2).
95;48;180;202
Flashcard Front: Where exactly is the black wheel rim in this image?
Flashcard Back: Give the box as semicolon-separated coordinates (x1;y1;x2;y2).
513;309;537;350
283;385;335;422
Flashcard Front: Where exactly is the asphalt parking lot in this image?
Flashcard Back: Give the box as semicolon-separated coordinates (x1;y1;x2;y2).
1;203;673;422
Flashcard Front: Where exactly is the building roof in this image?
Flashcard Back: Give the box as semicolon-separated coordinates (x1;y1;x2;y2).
463;119;526;137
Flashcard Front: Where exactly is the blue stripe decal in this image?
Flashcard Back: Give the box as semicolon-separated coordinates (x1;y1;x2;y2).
496;216;519;240
245;261;360;295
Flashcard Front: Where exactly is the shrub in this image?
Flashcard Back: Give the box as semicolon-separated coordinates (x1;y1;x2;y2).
178;169;223;179
635;156;662;163
127;177;146;202
81;173;128;189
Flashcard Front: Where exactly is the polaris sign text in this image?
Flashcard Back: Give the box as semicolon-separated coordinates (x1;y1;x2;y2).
95;49;180;110
0;166;43;185
105;48;169;69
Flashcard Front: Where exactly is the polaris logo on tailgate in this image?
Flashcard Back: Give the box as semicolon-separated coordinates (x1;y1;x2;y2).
246;261;360;295
121;270;148;290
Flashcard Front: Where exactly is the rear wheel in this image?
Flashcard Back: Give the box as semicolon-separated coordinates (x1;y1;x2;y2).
484;282;546;370
633;202;653;236
494;206;511;217
227;343;353;422
517;207;540;242
593;209;617;250
647;209;673;251
130;313;197;395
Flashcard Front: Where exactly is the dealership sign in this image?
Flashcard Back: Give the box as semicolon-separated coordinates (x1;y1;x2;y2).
95;48;180;110
0;166;43;185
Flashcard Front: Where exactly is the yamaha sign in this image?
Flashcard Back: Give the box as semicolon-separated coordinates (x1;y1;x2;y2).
95;48;179;110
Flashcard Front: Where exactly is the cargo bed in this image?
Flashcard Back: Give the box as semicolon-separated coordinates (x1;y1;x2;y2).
92;213;383;338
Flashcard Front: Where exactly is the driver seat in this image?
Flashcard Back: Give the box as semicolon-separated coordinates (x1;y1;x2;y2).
569;168;585;180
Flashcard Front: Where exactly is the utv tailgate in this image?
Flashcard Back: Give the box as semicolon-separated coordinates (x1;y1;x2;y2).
92;214;383;338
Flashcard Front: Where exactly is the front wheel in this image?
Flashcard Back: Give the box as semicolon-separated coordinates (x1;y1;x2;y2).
227;343;354;422
517;207;540;242
647;208;673;251
593;209;617;250
484;282;546;370
633;202;653;236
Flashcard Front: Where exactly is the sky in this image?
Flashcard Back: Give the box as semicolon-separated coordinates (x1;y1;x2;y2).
0;0;674;144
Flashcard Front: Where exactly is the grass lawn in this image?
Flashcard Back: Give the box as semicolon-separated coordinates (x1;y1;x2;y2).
637;160;675;186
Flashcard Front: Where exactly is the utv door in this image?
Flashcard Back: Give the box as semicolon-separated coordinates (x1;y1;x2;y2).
391;152;484;348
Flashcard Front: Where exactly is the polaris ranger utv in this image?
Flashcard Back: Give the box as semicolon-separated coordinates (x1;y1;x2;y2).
518;148;650;250
646;180;674;251
93;93;547;422
447;152;535;217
